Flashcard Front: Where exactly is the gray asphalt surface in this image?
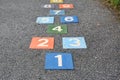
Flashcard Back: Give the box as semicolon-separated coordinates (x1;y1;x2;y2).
0;0;120;80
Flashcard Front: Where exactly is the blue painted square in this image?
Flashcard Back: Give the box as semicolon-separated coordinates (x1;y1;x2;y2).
60;16;79;24
62;37;87;49
49;10;65;15
45;52;74;70
36;17;54;24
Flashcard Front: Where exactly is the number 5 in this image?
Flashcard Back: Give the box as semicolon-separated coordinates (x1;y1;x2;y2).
42;18;49;22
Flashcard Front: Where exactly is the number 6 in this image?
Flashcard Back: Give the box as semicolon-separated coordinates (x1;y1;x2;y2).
65;17;74;22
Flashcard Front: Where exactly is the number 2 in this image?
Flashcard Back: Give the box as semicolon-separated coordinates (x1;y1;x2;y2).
55;55;63;67
69;38;80;46
37;39;48;46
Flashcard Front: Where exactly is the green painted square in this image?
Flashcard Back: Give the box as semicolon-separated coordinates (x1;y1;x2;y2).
47;24;67;34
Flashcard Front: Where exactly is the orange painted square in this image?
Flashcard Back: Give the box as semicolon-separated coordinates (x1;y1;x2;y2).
29;37;54;49
59;4;74;9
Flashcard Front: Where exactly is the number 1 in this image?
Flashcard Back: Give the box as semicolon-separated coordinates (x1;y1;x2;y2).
55;55;62;67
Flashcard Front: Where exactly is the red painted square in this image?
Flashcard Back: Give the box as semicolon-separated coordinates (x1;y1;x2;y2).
29;37;54;49
59;4;74;9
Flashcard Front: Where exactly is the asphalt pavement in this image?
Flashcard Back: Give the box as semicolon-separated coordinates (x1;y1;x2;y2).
0;0;120;80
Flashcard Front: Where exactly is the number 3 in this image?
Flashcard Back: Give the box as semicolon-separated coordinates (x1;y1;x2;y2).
69;38;80;46
37;39;48;46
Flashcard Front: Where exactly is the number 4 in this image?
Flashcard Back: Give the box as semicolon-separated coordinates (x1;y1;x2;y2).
52;26;63;32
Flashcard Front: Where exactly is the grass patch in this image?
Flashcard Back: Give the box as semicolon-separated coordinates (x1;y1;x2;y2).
101;0;120;20
110;0;120;7
103;0;120;8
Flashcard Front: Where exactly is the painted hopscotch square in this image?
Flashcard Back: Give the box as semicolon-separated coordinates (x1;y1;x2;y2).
50;0;63;3
62;37;87;49
47;24;67;34
59;4;74;9
36;17;54;24
49;10;65;15
45;52;74;70
29;37;54;49
41;4;54;8
60;16;79;24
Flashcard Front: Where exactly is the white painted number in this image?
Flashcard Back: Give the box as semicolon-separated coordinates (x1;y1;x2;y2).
37;39;48;46
63;4;71;8
69;38;80;46
52;26;63;32
54;0;59;2
65;17;74;22
54;10;61;14
44;5;51;8
42;18;49;22
55;55;63;67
